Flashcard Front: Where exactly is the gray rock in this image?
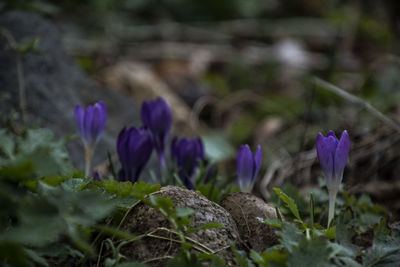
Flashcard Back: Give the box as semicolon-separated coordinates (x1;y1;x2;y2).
0;11;141;170
119;185;242;266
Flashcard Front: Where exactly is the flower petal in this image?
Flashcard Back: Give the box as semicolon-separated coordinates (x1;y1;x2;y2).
253;145;262;180
334;130;350;184
83;106;94;145
237;145;254;193
74;104;84;135
316;133;336;187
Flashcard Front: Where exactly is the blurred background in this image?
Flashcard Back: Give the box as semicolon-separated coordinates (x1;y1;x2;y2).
1;0;400;218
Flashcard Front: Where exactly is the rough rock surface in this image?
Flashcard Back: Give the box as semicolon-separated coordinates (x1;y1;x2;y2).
220;192;280;253
119;186;242;266
0;11;141;169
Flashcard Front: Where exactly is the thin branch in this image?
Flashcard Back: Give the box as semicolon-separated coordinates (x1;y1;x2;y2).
314;77;400;133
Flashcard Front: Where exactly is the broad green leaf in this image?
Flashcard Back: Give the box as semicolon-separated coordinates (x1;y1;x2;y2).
251;249;287;266
362;218;400;266
273;188;302;221
287;238;331;267
278;222;302;253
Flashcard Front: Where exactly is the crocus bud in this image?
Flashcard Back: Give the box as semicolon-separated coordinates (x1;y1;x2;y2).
171;136;205;190
74;101;107;149
141;97;172;166
237;145;262;193
316;130;350;226
74;101;107;176
316;130;350;192
117;127;153;183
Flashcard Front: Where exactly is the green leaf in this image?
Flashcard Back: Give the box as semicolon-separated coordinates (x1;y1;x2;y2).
231;246;256;267
186;222;223;234
249;250;264;264
60;178;86;191
258;217;283;228
273;188;302;221
278;222;302;253
362;218;400;266
0;129;15;159
309;192;315;229
287;238;331;267
197;253;226;267
24;248;49;267
17;37;40;54
166;252;203;267
93;225;137;240
131;182;161;199
149;195;174;216
251;249;287;266
176;207;195;217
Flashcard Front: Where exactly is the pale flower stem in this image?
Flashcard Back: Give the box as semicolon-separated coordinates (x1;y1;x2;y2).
158;152;166;184
84;147;93;177
328;189;337;228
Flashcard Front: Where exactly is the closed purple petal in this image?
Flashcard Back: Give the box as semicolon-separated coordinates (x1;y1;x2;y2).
171;136;205;188
334;130;350;184
237;145;254;192
74;104;84;135
141;97;172;156
253;145;262;179
116;126;154;182
195;137;205;159
316;133;335;186
117;128;129;172
75;101;107;149
141;102;151;129
83;106;94;145
91;104;105;142
326;130;337;138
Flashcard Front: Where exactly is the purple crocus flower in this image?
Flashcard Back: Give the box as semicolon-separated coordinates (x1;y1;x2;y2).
141;97;172;167
316;130;350;226
117;127;153;183
74;101;107;176
237;145;262;193
171;136;205;190
316;130;350;191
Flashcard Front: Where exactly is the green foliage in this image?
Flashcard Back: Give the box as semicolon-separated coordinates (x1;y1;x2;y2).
273;187;303;223
362;218;400;266
0;126;398;266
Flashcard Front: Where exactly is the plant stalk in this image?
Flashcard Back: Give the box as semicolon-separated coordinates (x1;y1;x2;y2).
84;147;93;177
328;189;337;228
